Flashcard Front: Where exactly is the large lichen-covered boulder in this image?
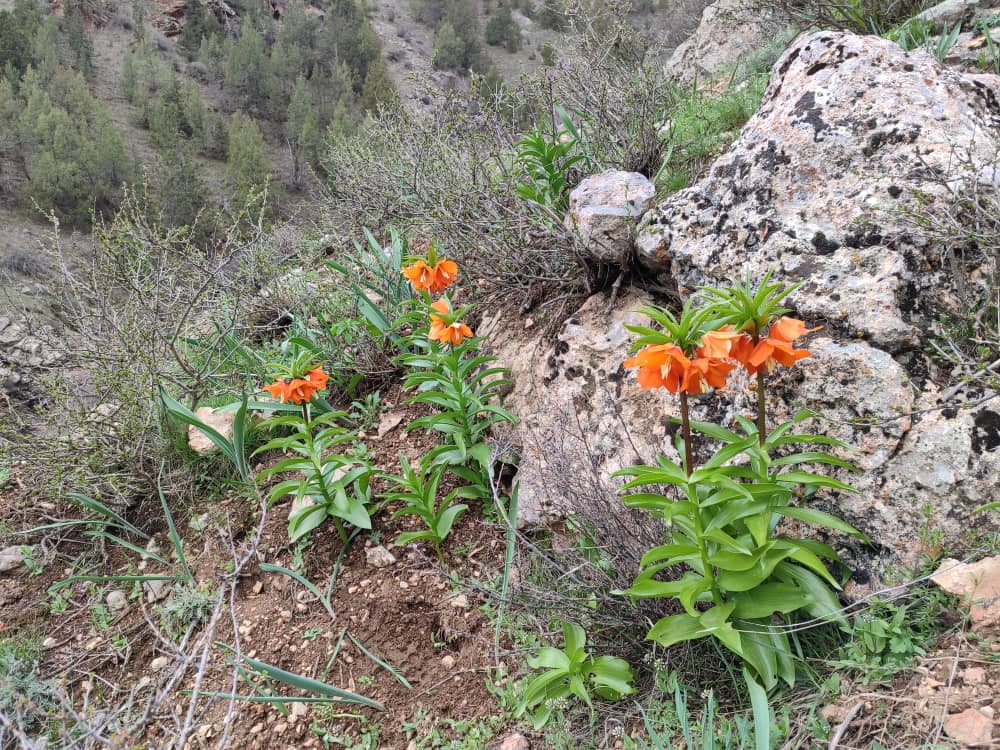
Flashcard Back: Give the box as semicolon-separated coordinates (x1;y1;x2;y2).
640;30;1000;351
494;30;1000;583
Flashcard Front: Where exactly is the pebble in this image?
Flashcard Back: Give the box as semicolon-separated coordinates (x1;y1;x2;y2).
295;603;307;613
252;580;264;594
366;546;397;568
42;637;57;649
448;594;470;609
84;637;102;651
0;545;30;573
963;666;986;685
399;581;409;589
106;590;128;612
441;655;456;669
151;656;170;670
250;722;264;734
500;733;530;750
348;586;359;594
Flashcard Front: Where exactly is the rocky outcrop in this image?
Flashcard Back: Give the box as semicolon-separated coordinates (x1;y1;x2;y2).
0;316;63;402
564;171;656;266
665;0;786;84
640;31;1000;351
495;31;1000;579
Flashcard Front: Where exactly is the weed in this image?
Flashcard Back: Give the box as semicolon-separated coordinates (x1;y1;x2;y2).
0;633;60;733
159;584;217;639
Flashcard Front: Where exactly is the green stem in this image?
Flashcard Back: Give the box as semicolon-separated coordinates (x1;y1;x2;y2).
756;370;767;448
679;391;694;478
302;403;348;546
680;392;722;606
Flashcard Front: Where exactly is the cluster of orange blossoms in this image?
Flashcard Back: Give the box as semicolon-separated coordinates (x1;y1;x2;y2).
402;257;473;346
402;258;459;295
625;317;818;395
262;367;329;405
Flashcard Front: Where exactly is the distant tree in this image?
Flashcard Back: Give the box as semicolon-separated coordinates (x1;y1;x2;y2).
413;0;447;27
432;21;466;71
32;15;61;81
485;4;521;52
540;40;556;66
360;56;394;111
284;74;319;189
0;0;39;75
223;25;268;111
63;0;93;76
178;0;220;59
155;147;214;235
226;111;269;207
267;38;307;114
17;68;131;223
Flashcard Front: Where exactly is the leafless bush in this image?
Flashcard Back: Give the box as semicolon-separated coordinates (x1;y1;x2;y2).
320;3;680;305
9;189;293;509
0;249;47;279
752;0;928;32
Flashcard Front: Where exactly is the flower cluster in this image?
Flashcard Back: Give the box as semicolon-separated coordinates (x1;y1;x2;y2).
402;256;472;346
625;316;817;394
262;367;329;404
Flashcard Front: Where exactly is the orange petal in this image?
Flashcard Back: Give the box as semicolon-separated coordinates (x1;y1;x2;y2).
769;317;820;344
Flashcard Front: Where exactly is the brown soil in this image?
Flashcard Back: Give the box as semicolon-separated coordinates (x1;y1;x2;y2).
0;390;512;749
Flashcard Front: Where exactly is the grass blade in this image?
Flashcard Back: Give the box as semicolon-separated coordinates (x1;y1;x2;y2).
259;562;336;621
346;631;412;689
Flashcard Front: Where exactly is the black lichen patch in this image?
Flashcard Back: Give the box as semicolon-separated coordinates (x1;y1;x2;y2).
862;126;921;158
972;409;1000;453
811;231;840;255
792;90;830;141
888;185;902;198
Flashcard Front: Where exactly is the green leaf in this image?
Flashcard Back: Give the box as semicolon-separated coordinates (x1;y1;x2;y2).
743;668;772;750
777;505;870;542
731;583;808;619
588;656;635;699
259;562;335;621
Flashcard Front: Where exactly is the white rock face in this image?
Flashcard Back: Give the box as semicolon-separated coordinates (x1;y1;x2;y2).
0;545;31;573
665;0;786;84
640;31;1000;351
564;171;656;266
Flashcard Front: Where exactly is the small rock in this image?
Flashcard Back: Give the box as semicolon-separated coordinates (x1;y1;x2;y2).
931;556;1000;630
500;732;530;750
151;656;170;670
106;589;128;612
441;654;456;669
942;708;993;746
963;666;986;685
448;593;469;609
377;411;405;438
84;637;102;651
366;546;396;568
187;407;236;454
136;676;152;690
252;580;263;595
42;637;57;650
250;722;264;734
0;545;30;573
144;579;170;603
290;702;308;718
564;171;656;266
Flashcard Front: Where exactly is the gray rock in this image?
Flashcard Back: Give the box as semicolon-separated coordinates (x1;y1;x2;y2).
365;545;396;568
639;31;1000;351
564;171;656;266
0;545;31;573
917;0;994;26
144;579;171;603
106;589;128;612
665;0;787;85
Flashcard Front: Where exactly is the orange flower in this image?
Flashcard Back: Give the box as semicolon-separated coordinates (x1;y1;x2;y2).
743;317;820;373
403;258;459;294
625;343;736;394
262;366;329;404
623;344;692;393
682;356;737;394
698;325;744;359
429;298;473;345
403;259;434;292
428;259;458;294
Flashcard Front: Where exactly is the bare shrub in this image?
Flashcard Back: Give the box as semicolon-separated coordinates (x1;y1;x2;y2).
10;189;293;508
0;249;47;279
320;3;679;304
753;0;928;32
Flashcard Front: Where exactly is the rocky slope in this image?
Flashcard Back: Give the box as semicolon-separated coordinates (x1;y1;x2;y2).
496;24;1000;584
